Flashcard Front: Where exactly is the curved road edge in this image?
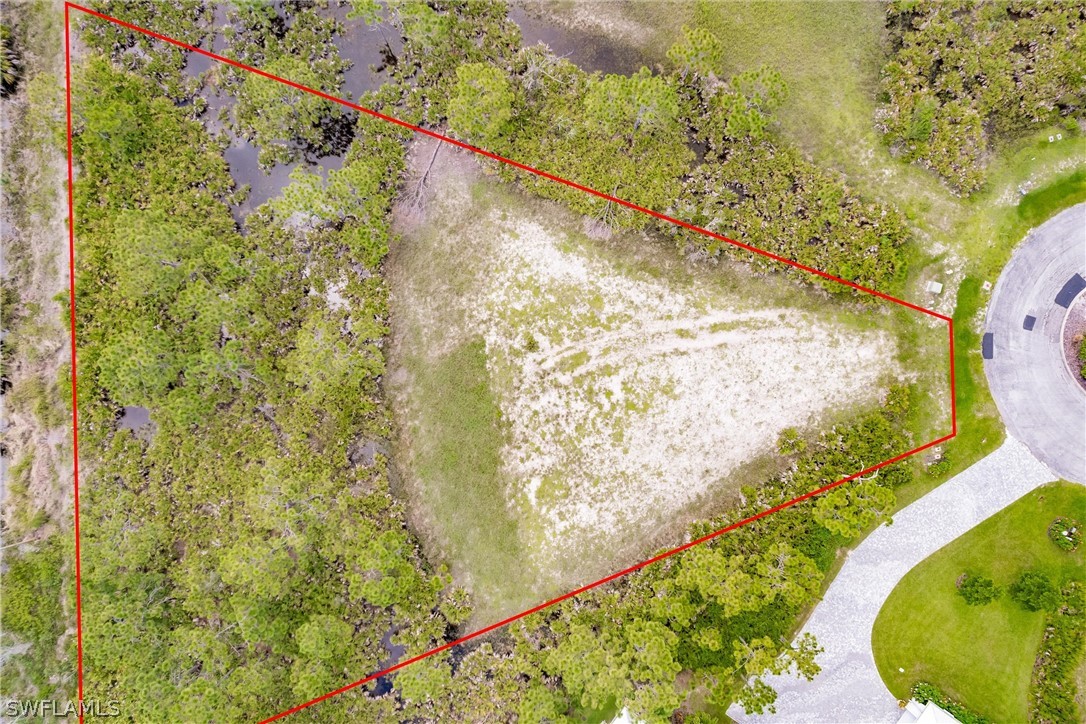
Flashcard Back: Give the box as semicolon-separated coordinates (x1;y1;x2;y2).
728;436;1057;723
983;203;1086;483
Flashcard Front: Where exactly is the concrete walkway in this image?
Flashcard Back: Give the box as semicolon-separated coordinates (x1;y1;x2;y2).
984;203;1086;483
728;436;1057;723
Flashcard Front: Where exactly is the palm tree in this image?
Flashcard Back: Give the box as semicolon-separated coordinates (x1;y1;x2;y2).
1;24;20;97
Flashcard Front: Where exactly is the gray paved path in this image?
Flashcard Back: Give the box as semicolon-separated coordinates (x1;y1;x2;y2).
984;203;1086;483
728;436;1057;723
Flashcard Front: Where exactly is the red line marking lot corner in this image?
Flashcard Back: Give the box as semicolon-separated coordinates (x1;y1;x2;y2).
61;4;958;722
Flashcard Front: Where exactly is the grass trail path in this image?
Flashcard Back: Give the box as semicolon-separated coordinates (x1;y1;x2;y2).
728;436;1057;723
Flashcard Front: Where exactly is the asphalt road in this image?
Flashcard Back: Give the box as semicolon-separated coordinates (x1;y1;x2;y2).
984;203;1086;483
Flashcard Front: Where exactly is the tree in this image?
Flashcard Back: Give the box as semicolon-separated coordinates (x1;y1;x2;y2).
666;26;724;79
675;547;766;617
586;67;680;139
1009;571;1060;612
290;615;354;700
726;633;822;715
447;62;515;147
94;324;178;406
813;481;895;539
877;0;1084;194
958;574;1000;606
777;427;806;455
755;543;821;608
705;66;787;143
234;54;346;168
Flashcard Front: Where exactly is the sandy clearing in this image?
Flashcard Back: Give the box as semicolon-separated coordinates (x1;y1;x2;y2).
389;138;903;587
471;211;896;567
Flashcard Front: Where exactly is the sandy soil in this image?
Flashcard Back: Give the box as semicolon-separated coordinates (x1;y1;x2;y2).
389;136;902;585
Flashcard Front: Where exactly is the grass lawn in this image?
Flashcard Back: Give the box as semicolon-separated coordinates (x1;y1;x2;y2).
872;481;1086;722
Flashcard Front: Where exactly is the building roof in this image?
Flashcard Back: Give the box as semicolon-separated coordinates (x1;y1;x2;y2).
897;699;961;724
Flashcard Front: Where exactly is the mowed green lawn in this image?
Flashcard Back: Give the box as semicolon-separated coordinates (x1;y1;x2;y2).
872;482;1086;721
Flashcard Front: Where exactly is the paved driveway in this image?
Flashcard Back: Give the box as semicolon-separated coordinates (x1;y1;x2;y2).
984;203;1086;483
728;436;1056;724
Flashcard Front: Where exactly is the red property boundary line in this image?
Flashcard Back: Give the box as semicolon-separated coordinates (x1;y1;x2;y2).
61;4;957;722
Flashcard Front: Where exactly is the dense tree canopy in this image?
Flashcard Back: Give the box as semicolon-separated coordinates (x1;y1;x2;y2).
878;0;1085;193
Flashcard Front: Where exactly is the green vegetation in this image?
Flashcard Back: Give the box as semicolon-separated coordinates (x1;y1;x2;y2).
675;142;910;296
226;5;352;167
1049;517;1082;552
78;0;211;99
1;23;21;96
1009;571;1061;613
443;21;912;296
400;337;538;618
911;682;992;724
0;539;68;700
879;0;1084;193
1030;582;1085;724
68;30;466;719
1017;168;1086;231
1;537;64;650
1079;331;1086;380
957;575;999;607
6;0;1080;720
873;482;1086;722
0;0;74;703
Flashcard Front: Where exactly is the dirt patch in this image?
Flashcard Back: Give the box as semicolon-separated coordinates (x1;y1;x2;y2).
387;136;904;617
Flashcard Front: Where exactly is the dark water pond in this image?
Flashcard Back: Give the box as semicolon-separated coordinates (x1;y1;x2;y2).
180;3;399;226
327;3;402;101
508;5;647;76
118;405;151;430
371;628;406;697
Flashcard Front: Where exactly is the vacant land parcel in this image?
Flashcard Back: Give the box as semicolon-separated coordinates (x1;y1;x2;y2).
387;139;941;623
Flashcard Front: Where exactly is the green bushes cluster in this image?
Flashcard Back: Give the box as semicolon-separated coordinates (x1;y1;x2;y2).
878;0;1085;194
70;53;462;720
1010;571;1061;612
0;539;64;648
438;28;910;296
79;0;212;99
958;575;1000;606
1;23;21;96
1078;336;1086;380
674;142;910;296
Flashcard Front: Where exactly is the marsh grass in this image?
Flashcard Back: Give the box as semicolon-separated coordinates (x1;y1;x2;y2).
393;337;547;624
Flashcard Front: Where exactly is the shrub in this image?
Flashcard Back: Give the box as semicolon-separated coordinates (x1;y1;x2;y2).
1029;583;1085;724
777;427;806;455
0;540;64;646
1048;517;1081;552
958;575;1000;606
911;682;992;724
1078;336;1086;380
927;455;951;478
1010;571;1060;612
